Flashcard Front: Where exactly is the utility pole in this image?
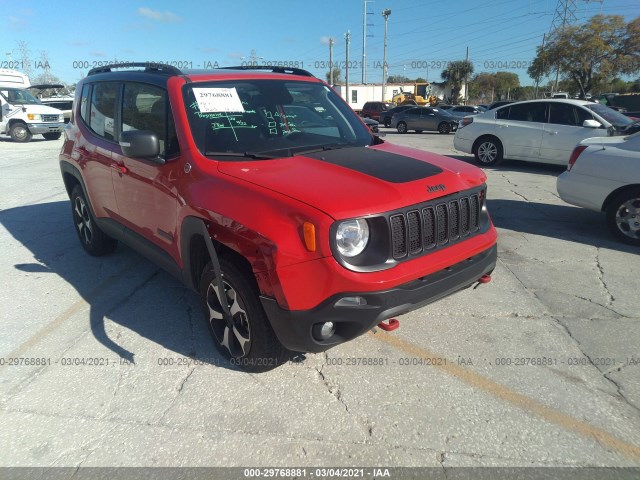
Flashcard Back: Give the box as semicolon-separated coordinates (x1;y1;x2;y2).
464;46;469;105
534;33;546;98
329;37;335;85
381;9;391;102
345;31;351;105
362;0;374;84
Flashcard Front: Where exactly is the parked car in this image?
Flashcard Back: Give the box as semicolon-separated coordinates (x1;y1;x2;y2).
59;63;497;371
362;116;379;133
380;104;416;127
454;99;639;166
557;132;640;245
391;106;459;134
486;100;512;110
360;101;394;121
447;105;485;120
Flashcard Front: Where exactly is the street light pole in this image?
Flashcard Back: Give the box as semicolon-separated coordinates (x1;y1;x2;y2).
381;9;391;102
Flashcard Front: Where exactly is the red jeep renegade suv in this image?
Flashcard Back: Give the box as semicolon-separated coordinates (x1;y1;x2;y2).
59;63;497;371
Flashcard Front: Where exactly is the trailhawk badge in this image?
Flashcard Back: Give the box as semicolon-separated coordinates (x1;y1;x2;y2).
427;184;446;193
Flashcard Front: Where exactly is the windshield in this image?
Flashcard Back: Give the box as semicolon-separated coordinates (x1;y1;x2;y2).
0;88;42;105
585;103;634;128
183;79;373;158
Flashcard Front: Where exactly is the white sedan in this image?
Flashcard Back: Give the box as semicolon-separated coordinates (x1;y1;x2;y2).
454;99;638;166
557;132;640;245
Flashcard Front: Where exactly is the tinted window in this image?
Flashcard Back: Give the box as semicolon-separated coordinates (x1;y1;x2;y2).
507;102;546;122
89;82;118;140
549;103;587;126
585;103;633;128
405;108;420;116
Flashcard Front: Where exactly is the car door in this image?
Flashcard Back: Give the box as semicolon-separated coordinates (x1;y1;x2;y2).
111;82;181;256
495;102;546;161
541;102;606;165
420;107;439;130
77;82;120;218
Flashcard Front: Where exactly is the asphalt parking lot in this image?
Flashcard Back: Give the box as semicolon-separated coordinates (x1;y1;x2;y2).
1;130;639;476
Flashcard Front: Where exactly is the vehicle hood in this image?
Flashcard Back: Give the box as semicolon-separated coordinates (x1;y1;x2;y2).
217;144;486;219
21;104;63;115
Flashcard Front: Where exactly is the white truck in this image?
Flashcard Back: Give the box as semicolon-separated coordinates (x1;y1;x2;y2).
0;69;65;142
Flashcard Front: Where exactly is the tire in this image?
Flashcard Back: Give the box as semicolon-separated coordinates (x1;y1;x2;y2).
43;132;62;140
397;122;408;134
70;184;118;256
474;136;503;166
200;258;288;372
9;122;32;143
438;122;451;134
606;188;640;246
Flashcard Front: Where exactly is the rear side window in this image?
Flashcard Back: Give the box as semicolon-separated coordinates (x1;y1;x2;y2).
502;102;547;122
89;82;119;141
79;84;90;123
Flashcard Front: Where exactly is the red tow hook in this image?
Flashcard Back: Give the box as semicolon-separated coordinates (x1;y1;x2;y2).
377;318;400;331
473;274;492;289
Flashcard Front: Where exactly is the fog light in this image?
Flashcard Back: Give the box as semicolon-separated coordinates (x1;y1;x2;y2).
312;321;335;341
334;296;367;307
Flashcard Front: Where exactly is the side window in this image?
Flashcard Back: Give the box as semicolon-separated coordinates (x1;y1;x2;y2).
575;106;594;126
79;84;90;123
495;106;510;120
89;82;119;141
549;103;581;126
508;102;546;122
351;90;357;104
121;83;179;157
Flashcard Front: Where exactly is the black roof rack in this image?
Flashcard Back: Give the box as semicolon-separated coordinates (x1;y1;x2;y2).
87;62;183;77
221;65;315;78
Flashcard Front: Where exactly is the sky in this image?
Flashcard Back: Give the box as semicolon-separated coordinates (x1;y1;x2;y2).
1;0;638;87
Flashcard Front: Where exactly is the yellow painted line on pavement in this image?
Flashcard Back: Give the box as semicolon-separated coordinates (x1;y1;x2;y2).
369;329;640;461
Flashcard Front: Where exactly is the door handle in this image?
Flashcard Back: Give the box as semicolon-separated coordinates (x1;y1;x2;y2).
497;124;508;128
111;163;128;174
548;131;558;135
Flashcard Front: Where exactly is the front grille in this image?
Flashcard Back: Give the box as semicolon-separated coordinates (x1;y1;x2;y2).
390;191;482;260
42;115;59;122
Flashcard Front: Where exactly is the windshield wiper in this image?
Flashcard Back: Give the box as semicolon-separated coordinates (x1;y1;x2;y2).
204;151;278;160
293;143;351;156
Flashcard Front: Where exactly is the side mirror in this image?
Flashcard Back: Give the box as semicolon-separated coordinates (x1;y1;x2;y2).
119;130;164;164
583;119;601;129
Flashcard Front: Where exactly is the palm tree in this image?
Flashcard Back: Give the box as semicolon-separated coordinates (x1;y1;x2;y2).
441;60;474;103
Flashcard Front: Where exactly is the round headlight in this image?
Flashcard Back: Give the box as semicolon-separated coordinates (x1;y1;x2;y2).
336;219;369;257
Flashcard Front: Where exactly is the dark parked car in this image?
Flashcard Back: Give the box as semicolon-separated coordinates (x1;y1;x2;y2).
380;105;416;127
362;117;379;133
360;101;394;121
447;105;485;120
486;100;512;110
391;106;458;134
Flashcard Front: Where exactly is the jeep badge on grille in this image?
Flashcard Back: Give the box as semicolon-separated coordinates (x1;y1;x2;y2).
427;184;446;193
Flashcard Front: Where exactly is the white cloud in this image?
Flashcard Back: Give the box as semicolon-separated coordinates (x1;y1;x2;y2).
137;7;183;24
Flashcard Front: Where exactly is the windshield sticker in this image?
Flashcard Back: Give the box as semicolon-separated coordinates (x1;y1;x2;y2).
193;87;245;113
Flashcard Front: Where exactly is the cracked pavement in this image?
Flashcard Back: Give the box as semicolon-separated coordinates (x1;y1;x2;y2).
0;133;639;471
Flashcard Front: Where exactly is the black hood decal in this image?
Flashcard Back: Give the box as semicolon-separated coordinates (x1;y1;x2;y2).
306;148;443;183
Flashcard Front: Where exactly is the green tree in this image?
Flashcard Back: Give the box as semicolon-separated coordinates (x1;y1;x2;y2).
528;14;640;98
387;75;411;83
493;72;519;99
468;73;497;103
441;60;474;103
325;67;342;84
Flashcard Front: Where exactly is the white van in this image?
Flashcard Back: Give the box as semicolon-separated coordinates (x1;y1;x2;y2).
0;69;65;142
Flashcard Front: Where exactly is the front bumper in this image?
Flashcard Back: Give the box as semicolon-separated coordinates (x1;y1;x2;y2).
261;243;497;353
28;123;65;134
